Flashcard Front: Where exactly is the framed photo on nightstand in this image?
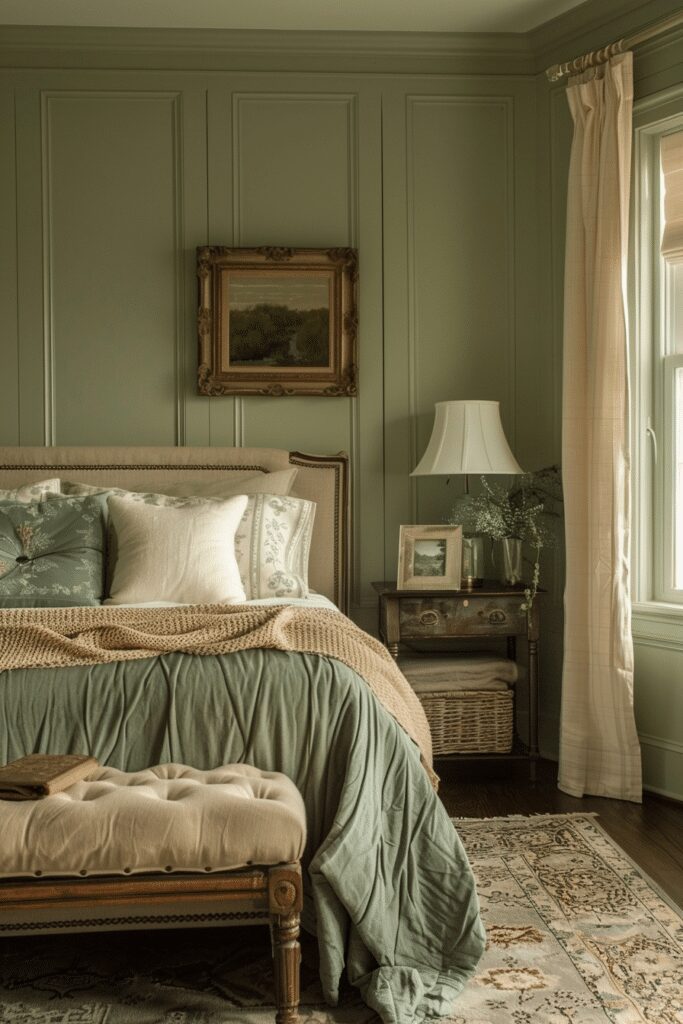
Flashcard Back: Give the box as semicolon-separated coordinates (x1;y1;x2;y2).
397;524;462;591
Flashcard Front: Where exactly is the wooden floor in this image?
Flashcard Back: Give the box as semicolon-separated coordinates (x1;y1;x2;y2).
437;758;683;908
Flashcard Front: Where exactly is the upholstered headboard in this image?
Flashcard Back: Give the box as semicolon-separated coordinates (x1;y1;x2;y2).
0;447;350;612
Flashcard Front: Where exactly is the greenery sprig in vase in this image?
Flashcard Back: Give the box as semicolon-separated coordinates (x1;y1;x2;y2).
450;466;562;613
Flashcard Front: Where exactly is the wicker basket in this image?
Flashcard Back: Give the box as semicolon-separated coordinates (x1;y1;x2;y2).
417;689;514;756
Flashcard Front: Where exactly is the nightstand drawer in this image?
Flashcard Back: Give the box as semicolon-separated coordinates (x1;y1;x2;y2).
398;596;526;637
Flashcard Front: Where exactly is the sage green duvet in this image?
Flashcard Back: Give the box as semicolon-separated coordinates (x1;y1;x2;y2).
0;648;485;1022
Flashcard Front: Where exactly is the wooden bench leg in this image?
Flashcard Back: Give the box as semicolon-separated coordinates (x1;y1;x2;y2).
269;864;303;1024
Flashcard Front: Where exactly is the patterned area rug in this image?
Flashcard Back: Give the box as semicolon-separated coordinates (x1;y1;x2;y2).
0;813;681;1023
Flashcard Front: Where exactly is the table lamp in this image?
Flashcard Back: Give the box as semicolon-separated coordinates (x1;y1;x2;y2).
411;400;523;587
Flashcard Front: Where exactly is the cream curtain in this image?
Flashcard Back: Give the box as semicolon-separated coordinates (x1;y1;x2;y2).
558;52;642;802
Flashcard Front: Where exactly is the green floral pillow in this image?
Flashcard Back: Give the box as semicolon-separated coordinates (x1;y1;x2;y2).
0;479;61;502
0;496;106;607
61;483;316;600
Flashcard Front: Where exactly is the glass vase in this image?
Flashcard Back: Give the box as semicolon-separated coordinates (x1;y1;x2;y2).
497;537;523;586
461;536;484;588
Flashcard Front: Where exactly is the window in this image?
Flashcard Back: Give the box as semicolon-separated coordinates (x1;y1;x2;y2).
667;355;683;590
674;360;683;588
632;98;683;611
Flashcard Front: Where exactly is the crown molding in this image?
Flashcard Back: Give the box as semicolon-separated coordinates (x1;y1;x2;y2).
0;3;681;79
531;0;683;76
0;25;534;76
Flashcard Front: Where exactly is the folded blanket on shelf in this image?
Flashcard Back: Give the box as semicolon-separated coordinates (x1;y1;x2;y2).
400;654;520;695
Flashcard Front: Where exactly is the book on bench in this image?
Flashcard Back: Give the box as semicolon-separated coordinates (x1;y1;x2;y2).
0;754;100;800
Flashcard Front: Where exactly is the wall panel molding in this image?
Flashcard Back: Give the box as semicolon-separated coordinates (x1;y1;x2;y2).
233;399;245;446
405;93;515;524
0;80;19;445
223;84;372;607
170;90;185;445
231;91;357;245
40;92;55;443
38;89;185;445
15;87;46;444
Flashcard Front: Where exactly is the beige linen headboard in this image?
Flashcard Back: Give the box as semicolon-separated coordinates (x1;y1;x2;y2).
0;447;350;612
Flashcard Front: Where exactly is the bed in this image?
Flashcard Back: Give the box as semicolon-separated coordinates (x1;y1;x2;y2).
0;446;485;1024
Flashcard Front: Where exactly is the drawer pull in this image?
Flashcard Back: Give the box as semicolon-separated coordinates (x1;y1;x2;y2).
488;608;507;625
419;610;439;626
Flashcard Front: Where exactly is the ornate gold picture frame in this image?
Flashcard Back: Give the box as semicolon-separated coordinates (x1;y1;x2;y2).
197;246;358;397
397;525;463;591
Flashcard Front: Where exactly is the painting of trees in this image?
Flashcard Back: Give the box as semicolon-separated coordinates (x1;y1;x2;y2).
229;303;329;366
197;248;357;396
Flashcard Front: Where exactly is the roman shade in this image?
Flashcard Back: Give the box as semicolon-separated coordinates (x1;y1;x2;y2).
661;129;683;263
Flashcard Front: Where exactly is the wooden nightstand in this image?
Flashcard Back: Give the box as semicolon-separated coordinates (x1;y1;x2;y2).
372;581;540;779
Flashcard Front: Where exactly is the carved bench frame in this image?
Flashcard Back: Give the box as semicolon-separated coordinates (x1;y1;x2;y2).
0;862;303;1024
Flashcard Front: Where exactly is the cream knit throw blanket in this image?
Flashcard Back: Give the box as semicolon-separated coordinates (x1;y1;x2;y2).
0;604;436;785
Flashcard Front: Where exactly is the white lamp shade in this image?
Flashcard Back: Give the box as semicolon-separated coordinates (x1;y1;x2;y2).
411;400;523;476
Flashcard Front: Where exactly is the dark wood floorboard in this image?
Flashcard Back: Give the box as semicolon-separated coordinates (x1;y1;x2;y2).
438;758;683;908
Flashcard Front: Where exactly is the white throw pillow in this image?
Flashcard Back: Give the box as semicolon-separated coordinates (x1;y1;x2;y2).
62;482;316;601
234;494;316;600
107;494;248;605
0;479;61;502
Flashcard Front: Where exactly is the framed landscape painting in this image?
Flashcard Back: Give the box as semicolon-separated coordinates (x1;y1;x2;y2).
197;246;358;396
397;525;463;591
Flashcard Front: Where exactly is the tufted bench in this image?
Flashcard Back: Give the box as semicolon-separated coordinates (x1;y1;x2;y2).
0;763;306;1024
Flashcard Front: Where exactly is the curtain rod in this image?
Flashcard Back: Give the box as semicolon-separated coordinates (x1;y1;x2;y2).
545;10;683;82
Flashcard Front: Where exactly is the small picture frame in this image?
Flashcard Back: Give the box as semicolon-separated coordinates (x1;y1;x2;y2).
397;525;463;591
197;246;358;397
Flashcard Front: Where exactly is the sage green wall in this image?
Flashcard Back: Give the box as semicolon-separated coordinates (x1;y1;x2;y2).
0;59;543;641
537;10;683;799
2;5;682;798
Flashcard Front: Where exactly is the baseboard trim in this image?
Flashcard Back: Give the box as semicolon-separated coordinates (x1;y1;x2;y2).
643;781;683;804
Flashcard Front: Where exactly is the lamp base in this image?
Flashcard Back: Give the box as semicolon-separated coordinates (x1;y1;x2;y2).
461;575;484;590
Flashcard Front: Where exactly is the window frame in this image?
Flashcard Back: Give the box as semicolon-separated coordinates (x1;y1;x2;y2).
662;353;683;597
631;87;683;628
